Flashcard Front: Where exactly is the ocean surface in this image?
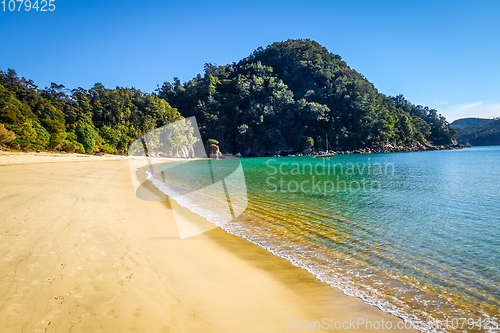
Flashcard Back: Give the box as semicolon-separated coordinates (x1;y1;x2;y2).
148;146;500;332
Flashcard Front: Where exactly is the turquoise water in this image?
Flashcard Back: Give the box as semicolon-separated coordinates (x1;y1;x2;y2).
151;147;500;332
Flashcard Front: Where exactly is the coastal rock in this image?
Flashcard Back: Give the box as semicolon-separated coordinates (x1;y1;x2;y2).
270;141;467;158
208;144;223;159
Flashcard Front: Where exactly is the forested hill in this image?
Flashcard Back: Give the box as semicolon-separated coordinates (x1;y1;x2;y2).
0;70;182;154
451;118;493;129
451;117;500;146
1;39;457;156
158;39;457;155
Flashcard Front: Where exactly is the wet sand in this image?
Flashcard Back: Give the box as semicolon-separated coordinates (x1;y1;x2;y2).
0;154;417;332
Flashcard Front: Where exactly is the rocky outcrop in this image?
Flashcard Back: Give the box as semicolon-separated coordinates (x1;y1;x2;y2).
328;142;467;155
269;142;468;157
208;143;223;159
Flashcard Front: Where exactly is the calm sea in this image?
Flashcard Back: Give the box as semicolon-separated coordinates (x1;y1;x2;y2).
150;146;500;332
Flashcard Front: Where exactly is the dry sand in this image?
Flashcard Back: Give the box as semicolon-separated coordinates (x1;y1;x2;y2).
0;150;126;165
0;153;417;332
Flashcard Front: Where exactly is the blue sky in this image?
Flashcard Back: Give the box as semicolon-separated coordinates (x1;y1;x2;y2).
0;0;499;121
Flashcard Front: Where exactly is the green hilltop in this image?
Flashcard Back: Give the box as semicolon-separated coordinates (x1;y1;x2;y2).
158;39;457;155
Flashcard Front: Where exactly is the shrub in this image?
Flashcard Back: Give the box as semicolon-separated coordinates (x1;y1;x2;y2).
0;123;16;145
98;143;117;154
61;141;79;153
9;139;30;149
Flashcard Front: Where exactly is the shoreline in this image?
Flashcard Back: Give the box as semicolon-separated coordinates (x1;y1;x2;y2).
0;140;471;162
268;142;470;158
0;150;127;165
0;153;417;332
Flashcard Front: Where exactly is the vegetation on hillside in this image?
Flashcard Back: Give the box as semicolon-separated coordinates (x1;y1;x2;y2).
391;95;457;145
158;39;457;155
451;117;500;146
1;39;458;156
0;69;182;153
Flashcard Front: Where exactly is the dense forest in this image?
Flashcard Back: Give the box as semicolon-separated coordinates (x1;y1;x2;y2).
158;39;457;155
0;39;458;156
0;69;182;154
451;117;500;146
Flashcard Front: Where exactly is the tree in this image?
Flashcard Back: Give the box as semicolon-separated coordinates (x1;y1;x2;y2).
76;121;98;153
412;116;431;141
295;135;314;152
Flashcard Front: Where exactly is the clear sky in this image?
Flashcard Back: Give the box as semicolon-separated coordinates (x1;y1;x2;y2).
1;0;499;121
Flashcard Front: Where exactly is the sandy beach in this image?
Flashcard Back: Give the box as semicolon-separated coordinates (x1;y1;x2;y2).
0;152;417;332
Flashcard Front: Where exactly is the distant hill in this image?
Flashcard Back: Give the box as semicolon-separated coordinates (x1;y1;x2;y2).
451;118;493;128
451;117;500;146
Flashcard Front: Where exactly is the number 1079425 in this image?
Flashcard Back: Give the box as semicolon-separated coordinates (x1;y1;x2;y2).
2;0;55;11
